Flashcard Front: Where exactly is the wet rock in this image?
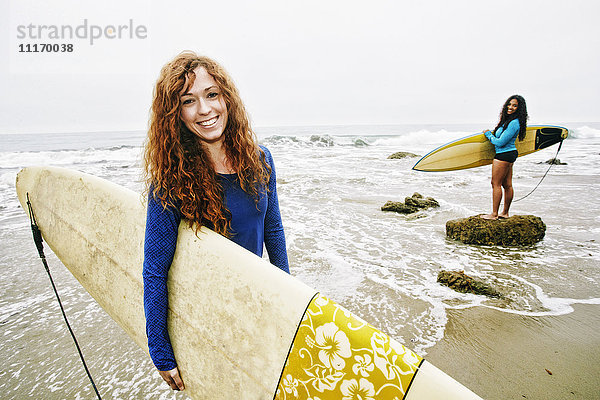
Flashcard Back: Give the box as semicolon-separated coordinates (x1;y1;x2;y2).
437;270;503;298
381;201;416;214
387;151;420;159
405;194;439;209
446;215;545;246
382;192;440;214
539;158;567;165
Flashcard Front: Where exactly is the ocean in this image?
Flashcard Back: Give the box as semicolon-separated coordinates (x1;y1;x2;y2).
1;123;599;399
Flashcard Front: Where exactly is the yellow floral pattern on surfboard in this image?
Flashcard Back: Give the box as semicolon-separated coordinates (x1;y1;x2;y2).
275;295;423;400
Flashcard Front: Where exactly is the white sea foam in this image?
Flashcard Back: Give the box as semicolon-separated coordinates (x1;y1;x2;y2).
369;129;473;150
568;125;600;139
0;171;16;193
0;295;48;324
0;146;142;170
261;128;477;155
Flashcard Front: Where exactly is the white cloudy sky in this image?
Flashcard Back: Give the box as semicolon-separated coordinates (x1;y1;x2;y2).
1;0;599;134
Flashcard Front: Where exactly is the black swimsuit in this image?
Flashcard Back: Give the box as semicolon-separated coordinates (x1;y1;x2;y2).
494;150;518;163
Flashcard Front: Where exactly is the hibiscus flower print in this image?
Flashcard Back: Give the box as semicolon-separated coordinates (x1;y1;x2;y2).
305;365;344;393
389;337;421;367
315;295;329;308
282;374;299;397
340;378;376;400
315;322;352;370
352;354;375;377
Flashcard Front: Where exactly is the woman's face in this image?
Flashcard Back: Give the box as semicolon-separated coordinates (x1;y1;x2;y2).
506;98;519;115
180;67;228;144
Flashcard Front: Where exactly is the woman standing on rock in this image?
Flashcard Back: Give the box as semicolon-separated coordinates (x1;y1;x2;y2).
142;51;290;391
481;94;528;220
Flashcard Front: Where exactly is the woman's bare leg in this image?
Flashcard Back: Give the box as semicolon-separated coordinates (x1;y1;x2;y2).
499;163;514;218
481;159;512;220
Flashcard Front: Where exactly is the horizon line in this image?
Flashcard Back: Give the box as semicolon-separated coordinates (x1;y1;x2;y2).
1;120;599;136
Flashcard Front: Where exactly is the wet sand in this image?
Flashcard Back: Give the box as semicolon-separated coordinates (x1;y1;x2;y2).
425;304;600;399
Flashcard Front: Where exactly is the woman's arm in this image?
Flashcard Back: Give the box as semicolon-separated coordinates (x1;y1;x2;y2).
261;147;290;273
143;190;181;371
486;119;520;147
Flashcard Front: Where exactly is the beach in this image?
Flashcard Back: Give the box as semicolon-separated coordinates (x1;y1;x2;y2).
1;124;599;399
427;304;600;399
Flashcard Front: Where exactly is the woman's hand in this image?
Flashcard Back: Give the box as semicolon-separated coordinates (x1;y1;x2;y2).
159;367;185;391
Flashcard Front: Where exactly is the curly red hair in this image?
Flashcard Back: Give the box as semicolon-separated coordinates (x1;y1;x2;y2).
144;51;270;236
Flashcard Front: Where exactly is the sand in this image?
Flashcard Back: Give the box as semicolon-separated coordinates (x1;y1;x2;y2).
425;304;600;399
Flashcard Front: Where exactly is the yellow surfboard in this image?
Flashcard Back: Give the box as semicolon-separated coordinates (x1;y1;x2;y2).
16;166;481;399
413;125;568;172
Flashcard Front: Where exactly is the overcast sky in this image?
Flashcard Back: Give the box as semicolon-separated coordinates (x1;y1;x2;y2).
1;0;599;134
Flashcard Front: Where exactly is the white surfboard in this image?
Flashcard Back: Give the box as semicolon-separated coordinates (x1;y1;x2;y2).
16;166;481;399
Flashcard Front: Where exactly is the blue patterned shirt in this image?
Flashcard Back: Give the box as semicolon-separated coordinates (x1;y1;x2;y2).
142;146;289;370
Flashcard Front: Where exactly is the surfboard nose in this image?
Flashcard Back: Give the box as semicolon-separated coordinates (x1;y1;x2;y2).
536;127;569;150
15;167;40;211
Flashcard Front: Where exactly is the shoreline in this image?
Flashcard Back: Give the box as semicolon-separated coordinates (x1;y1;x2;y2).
425;303;600;399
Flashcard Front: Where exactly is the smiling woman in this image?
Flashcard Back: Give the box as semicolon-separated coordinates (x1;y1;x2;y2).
179;67;229;149
142;51;290;391
481;94;528;220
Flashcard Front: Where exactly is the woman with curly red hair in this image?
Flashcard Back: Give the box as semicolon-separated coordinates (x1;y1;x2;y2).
142;51;289;391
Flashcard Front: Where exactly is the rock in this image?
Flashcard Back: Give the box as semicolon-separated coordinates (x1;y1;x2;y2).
437;270;503;298
539;158;567;165
446;215;546;246
382;192;440;214
405;193;439;209
381;201;417;214
387;151;420;159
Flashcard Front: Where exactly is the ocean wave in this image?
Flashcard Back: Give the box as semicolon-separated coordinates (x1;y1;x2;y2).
370;129;472;147
0;144;140;155
0;170;16;186
97;144;141;151
568;125;600;139
0;147;142;169
260;129;474;150
261;134;374;148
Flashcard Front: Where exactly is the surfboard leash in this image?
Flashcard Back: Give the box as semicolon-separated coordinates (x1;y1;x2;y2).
26;193;103;400
514;139;564;202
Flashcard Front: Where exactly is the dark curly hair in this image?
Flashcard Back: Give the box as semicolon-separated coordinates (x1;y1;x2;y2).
143;51;270;236
494;94;528;141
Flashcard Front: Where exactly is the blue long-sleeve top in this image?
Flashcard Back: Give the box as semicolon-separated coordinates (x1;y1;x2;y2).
484;119;520;154
142;145;289;371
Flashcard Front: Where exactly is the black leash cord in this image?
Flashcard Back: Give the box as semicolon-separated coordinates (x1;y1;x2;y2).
26;193;102;400
514;139;564;202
